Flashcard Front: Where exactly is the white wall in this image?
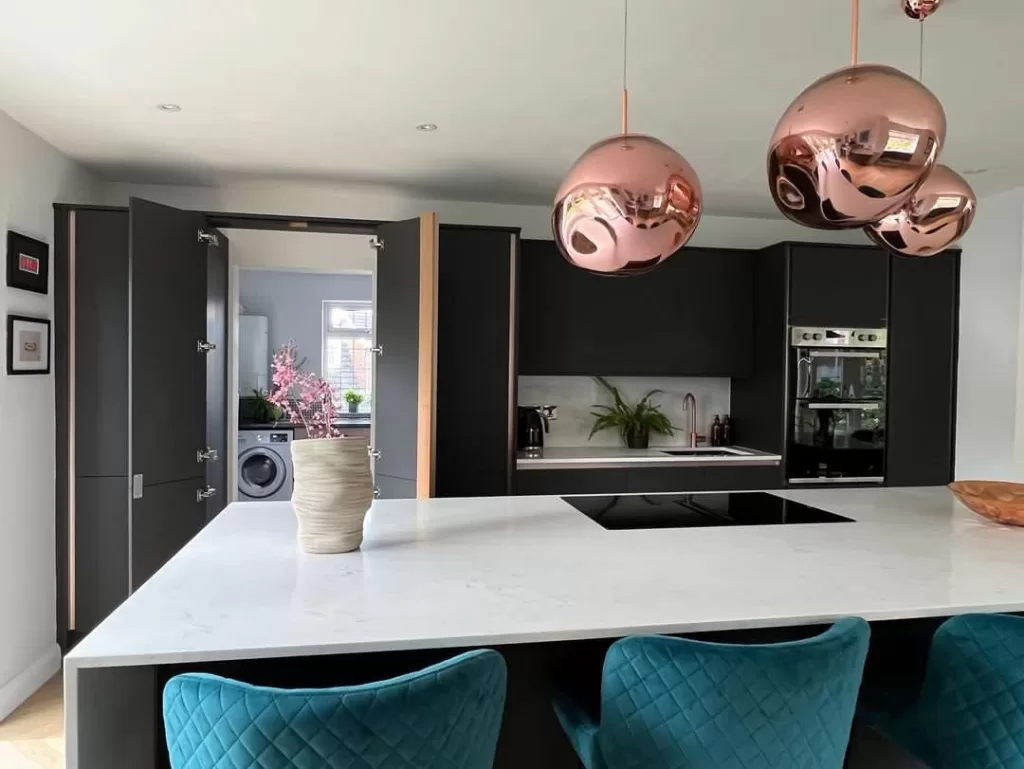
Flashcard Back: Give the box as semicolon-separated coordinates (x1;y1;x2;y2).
518;376;731;448
102;178;868;248
956;188;1024;481
239;270;372;379
228;229;374;273
0;111;98;720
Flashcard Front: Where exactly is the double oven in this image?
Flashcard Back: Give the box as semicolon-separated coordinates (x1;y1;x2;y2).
788;327;887;485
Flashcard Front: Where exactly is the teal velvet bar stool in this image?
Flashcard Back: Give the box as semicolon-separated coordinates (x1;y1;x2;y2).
554;618;870;769
866;613;1024;768
162;649;506;769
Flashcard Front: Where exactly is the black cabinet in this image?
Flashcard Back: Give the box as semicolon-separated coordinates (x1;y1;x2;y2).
518;240;754;377
886;250;960;486
514;465;781;496
514;469;629;496
435;226;518;498
789;245;889;328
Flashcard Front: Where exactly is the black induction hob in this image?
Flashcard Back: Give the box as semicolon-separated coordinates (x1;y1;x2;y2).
562;492;853;531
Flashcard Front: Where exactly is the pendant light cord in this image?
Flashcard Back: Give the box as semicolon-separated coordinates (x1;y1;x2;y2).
850;0;860;65
919;19;925;81
621;0;629;135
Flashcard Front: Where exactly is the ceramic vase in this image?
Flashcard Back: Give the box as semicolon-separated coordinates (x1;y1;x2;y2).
290;437;373;553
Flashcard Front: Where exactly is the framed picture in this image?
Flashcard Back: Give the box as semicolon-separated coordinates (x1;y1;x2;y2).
7;231;49;295
7;315;51;375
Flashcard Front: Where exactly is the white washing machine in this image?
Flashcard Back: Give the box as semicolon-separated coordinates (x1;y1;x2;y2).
238;428;294;501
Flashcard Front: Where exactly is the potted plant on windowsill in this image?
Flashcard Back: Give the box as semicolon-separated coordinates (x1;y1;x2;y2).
588;376;675;449
343;390;364;414
268;342;373;554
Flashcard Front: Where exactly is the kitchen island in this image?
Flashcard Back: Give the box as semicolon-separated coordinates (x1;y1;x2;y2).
65;487;1024;768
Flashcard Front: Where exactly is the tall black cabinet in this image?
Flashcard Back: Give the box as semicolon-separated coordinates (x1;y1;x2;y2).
886;250;960;486
55;200;229;645
731;241;960;489
434;226;519;497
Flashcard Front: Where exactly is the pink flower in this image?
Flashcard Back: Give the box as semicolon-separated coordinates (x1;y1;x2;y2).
267;342;340;439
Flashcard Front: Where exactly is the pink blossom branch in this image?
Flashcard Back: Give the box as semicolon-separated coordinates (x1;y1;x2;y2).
268;342;340;439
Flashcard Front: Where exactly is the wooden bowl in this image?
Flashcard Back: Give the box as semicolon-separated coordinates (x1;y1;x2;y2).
949;481;1024;526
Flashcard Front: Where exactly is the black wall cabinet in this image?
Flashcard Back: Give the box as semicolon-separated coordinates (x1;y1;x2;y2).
789;245;889;328
434;226;518;498
886;250;960;486
518;240;754;377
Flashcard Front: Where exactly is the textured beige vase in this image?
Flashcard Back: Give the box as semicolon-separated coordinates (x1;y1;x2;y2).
291;437;373;553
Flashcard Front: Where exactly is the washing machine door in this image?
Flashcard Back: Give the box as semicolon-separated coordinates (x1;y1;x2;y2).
239;447;288;499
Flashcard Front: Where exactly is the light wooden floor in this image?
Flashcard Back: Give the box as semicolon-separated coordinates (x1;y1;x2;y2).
0;675;64;768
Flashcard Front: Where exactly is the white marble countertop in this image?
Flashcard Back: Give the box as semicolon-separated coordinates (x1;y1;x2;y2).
516;445;781;470
66;487;1024;668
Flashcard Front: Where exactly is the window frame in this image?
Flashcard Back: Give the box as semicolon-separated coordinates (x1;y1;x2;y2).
321;299;374;413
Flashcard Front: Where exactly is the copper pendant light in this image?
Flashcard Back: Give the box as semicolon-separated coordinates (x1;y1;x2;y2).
902;0;942;20
865;5;976;256
767;0;946;229
552;0;702;276
865;165;976;256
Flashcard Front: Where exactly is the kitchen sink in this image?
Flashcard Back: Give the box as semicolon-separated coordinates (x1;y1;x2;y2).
660;449;746;457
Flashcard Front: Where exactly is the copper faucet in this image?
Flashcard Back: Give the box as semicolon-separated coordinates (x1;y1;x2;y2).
682;392;701;448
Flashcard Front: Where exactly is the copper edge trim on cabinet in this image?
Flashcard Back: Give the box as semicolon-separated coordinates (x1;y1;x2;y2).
67;210;77;631
416;213;439;499
507;234;517;492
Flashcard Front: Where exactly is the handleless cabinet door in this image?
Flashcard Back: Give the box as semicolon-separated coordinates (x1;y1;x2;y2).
789;245;889;328
373;214;438;499
886;250;960;486
204;228;229;519
129;198;208;589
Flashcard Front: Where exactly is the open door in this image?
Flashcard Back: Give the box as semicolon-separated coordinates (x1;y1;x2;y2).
372;214;438;499
203;227;229;519
128;198;221;588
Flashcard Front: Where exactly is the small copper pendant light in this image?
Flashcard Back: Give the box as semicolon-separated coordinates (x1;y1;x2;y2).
902;0;942;20
767;0;946;229
552;0;702;276
865;4;976;256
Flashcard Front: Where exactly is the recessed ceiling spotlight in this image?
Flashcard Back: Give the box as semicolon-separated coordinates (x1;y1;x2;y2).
415;123;438;132
157;103;182;113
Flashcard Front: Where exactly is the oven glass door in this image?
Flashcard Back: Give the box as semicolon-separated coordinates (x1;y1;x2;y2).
790;347;886;482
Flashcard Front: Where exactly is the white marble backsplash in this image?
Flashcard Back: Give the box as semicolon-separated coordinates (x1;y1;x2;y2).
518;376;731;448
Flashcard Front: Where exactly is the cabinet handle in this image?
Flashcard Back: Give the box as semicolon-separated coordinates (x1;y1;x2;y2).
196;486;217;502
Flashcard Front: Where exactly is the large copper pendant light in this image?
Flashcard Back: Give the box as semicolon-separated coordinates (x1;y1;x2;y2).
767;0;946;229
866;4;976;256
552;0;702;276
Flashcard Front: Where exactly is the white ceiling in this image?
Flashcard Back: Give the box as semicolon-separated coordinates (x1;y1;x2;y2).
0;0;1016;217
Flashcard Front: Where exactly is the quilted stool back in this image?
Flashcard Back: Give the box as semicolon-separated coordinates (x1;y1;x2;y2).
910;613;1024;768
598;618;870;769
162;649;506;769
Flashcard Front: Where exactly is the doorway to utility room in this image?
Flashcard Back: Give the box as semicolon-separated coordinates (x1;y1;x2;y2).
227;228;376;504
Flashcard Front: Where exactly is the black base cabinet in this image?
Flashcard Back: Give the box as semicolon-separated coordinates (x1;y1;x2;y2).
514;466;783;496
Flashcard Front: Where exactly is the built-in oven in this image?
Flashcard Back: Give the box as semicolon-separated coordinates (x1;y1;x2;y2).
788;327;887;485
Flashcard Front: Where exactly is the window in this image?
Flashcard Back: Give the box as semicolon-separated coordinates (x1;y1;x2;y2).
322;300;373;413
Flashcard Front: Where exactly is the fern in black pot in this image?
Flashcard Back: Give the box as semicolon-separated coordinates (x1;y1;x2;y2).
588;376;674;449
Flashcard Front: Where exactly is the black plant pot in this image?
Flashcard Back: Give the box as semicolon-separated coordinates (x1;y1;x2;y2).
348;402;359;414
625;432;650;449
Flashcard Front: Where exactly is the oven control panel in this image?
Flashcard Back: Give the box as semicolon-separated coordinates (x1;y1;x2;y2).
790;327;887;348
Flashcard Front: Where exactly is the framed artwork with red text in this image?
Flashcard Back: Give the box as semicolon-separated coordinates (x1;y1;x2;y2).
6;231;49;295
